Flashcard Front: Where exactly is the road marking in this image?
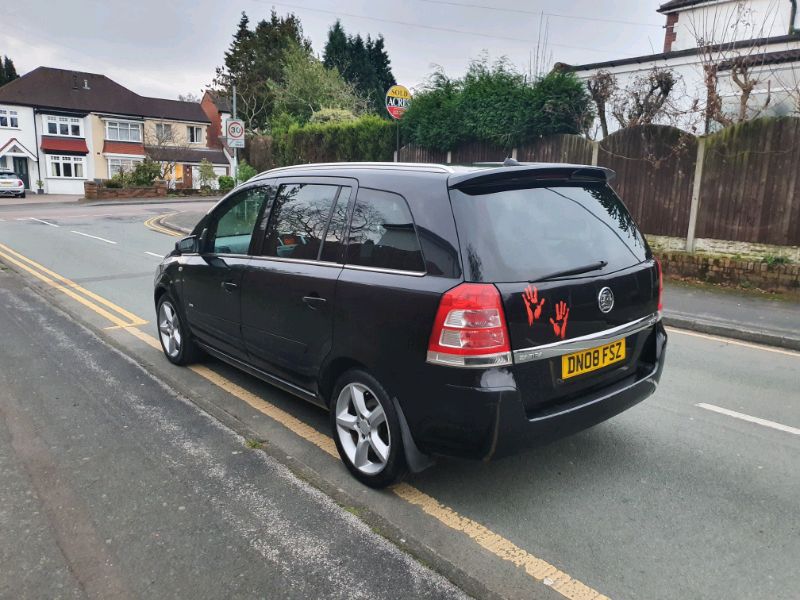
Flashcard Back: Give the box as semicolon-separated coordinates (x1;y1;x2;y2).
29;217;59;227
144;251;164;259
71;230;117;245
696;403;800;436
665;326;800;358
0;242;609;600
0;242;146;328
144;214;182;237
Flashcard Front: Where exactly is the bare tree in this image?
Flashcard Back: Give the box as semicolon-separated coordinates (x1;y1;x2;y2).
612;67;678;128
587;70;616;138
687;0;780;129
144;123;194;185
178;92;201;103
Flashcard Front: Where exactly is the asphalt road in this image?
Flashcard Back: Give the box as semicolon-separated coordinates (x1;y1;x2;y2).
1;199;798;600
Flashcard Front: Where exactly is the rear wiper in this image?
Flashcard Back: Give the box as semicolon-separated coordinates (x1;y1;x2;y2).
530;260;608;283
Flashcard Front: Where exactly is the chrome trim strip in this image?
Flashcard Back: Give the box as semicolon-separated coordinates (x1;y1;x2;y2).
258;162;455;177
513;313;660;364
344;264;426;277
249;255;342;268
426;350;512;369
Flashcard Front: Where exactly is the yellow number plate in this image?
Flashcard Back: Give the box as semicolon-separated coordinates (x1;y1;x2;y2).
562;339;626;379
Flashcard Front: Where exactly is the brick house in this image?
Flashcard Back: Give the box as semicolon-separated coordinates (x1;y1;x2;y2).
0;67;232;194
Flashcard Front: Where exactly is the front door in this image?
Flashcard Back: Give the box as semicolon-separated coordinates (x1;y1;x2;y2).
241;179;354;393
12;157;29;189
181;185;269;359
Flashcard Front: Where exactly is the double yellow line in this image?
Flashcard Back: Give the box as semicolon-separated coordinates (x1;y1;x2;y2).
144;213;182;237
0;241;609;600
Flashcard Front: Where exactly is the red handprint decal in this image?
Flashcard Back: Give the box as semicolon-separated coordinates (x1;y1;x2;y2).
522;285;546;326
550;300;570;339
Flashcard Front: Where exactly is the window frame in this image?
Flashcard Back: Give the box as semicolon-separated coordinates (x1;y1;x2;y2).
105;119;142;142
0;108;19;129
252;175;358;264
343;186;427;276
155;122;173;140
187;125;203;144
44;115;83;138
202;183;274;257
107;157;143;175
46;155;86;179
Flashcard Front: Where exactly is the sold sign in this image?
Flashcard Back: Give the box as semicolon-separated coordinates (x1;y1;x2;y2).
385;85;411;120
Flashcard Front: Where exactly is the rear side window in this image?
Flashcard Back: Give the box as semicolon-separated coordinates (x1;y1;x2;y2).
261;183;340;261
450;184;647;282
346;189;425;273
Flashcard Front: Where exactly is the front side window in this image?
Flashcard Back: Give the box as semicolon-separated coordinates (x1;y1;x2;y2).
346;189;425;273
0;109;18;128
188;126;202;143
48;155;85;179
210;188;267;255
261;183;341;261
108;157;143;175
106;121;141;142
45;116;82;137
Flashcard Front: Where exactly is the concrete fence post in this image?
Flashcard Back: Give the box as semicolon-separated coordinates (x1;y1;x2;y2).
446;150;452;164
511;148;518;160
685;137;707;252
591;141;599;166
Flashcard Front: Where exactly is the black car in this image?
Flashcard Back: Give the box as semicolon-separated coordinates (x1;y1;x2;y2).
154;161;667;487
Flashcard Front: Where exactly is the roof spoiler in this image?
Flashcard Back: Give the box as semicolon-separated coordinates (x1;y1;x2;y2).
448;163;616;190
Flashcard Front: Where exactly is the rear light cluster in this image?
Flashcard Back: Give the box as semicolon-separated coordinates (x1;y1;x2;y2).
427;283;512;368
16;179;23;187
655;258;664;313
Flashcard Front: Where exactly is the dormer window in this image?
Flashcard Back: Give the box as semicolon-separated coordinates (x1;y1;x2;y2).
45;115;82;137
106;120;142;142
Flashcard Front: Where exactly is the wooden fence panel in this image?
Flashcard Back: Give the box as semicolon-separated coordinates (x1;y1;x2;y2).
598;125;697;238
450;141;507;165
517;135;594;164
397;145;448;164
696;117;800;246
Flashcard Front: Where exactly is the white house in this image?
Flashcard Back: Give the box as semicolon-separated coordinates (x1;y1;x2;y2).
0;104;38;190
564;0;800;134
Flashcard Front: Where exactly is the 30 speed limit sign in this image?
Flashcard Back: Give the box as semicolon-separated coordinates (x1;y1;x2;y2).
225;119;245;148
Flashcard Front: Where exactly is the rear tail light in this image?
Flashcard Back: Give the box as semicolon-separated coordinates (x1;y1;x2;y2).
655;258;663;313
16;180;23;187
427;283;512;368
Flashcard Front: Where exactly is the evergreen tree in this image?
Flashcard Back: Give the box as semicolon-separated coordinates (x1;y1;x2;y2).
213;11;311;130
322;21;396;114
0;56;19;86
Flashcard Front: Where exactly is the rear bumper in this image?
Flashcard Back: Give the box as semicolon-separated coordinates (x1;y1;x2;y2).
410;322;667;460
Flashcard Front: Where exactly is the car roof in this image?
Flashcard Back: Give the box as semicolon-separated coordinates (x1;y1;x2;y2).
251;161;615;187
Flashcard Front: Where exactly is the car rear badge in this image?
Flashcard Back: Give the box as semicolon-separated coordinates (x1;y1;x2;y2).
598;287;614;313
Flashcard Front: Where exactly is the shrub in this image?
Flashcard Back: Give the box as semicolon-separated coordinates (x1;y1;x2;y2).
104;175;124;188
197;159;216;188
237;160;258;182
130;159;162;186
218;175;235;193
309;108;357;124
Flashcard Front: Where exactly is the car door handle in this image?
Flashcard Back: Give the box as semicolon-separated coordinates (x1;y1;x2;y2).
302;295;327;309
221;281;239;292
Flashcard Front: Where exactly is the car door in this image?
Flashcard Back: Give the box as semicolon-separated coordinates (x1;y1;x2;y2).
240;177;354;395
181;185;272;359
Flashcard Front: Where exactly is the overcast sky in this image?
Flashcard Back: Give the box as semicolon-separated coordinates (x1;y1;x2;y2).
4;0;666;100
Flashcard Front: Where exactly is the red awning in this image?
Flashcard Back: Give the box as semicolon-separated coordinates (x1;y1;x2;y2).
40;136;89;155
103;141;146;156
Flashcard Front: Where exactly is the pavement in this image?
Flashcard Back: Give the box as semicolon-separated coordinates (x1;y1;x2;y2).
160;209;800;351
1;199;799;600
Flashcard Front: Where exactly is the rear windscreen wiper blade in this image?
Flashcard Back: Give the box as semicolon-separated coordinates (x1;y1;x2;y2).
530;260;608;283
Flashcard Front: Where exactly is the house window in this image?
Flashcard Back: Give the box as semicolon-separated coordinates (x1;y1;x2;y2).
48;155;85;179
106;121;142;142
108;157;143;175
45;115;82;137
0;109;19;128
155;123;173;140
0;156;7;169
188;126;202;143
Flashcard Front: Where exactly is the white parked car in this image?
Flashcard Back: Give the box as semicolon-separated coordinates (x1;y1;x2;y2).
0;171;25;198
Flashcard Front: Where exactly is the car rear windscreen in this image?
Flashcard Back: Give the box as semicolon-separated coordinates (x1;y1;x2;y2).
449;183;648;282
0;173;17;179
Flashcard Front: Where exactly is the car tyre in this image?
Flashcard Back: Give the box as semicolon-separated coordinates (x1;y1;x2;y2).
330;369;408;488
20;192;26;198
156;294;202;366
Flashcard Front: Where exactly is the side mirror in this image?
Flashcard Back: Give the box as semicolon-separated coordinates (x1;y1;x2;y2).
175;235;197;254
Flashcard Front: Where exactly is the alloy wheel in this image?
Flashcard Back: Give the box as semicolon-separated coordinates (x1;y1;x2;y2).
334;382;391;475
158;301;182;359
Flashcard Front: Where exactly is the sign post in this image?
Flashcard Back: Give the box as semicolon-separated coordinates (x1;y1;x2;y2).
385;85;411;162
